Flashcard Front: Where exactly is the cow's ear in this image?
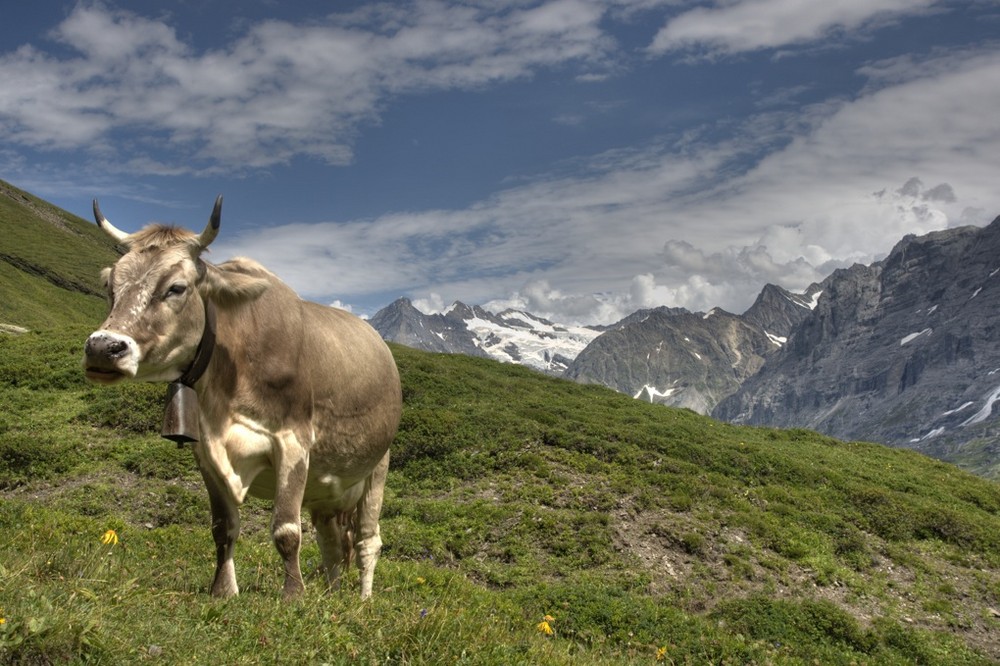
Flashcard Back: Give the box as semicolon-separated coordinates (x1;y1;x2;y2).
201;262;270;305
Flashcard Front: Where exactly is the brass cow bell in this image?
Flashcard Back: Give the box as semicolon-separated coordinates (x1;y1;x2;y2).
162;381;201;446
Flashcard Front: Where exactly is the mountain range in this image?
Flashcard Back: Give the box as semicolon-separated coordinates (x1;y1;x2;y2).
370;298;602;375
3;173;995;477
373;219;1000;477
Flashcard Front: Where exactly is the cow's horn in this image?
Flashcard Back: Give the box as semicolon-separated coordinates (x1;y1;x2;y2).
92;199;130;242
198;195;222;248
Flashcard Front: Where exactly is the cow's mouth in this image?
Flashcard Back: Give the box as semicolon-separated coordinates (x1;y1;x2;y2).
85;367;127;384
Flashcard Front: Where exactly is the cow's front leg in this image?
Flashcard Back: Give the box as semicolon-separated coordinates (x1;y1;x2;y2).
199;468;241;598
273;434;309;599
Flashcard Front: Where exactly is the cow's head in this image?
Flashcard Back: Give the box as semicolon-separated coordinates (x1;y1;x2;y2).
84;197;267;384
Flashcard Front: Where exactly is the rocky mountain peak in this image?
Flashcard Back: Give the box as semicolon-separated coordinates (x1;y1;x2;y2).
742;283;821;345
564;304;779;414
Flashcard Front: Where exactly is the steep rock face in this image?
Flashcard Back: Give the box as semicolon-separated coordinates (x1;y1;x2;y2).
564;307;778;414
714;218;1000;465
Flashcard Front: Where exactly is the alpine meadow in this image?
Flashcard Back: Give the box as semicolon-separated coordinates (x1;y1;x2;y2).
2;179;999;664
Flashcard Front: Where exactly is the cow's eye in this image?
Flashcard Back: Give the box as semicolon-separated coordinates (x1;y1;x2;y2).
165;283;188;299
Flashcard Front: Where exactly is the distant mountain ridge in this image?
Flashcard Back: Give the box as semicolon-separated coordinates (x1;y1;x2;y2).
370;298;601;375
371;282;822;415
563;283;821;413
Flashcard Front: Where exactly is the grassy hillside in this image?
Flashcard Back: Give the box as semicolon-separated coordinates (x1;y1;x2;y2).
1;325;999;664
1;183;999;663
0;179;120;330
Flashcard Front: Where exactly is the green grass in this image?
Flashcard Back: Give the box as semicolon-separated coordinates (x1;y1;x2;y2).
0;179;119;331
2;326;999;664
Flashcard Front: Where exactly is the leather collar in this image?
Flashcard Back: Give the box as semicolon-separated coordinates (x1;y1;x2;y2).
178;297;216;388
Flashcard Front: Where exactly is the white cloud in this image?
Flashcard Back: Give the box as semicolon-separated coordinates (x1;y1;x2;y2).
649;0;942;56
210;43;1000;325
412;293;448;315
0;2;615;171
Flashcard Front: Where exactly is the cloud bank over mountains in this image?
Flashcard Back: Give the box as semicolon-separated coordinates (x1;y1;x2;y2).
2;1;998;325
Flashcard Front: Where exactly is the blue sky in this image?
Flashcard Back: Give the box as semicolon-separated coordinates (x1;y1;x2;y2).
3;1;1000;323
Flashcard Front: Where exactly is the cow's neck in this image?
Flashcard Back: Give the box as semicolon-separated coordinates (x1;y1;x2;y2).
161;298;217;445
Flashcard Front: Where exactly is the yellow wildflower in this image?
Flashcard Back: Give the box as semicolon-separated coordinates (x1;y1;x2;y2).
100;529;119;546
536;620;554;636
416;577;426;585
656;646;668;661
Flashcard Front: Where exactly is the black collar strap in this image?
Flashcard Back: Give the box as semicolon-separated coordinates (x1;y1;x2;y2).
179;297;216;387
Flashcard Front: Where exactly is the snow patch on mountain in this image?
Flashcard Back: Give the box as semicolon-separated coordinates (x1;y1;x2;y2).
900;328;931;346
942;401;974;417
634;385;678;402
784;289;822;310
910;427;945;443
466;310;601;372
371;298;602;375
961;383;1000;427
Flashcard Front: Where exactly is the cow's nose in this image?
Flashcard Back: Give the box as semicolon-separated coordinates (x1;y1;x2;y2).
86;334;129;359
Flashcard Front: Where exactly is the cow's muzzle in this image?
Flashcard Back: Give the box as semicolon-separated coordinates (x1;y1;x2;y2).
84;331;139;383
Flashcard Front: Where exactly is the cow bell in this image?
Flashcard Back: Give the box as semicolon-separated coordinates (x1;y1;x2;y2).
162;381;201;446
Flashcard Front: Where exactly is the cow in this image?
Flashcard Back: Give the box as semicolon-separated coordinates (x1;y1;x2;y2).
82;196;402;599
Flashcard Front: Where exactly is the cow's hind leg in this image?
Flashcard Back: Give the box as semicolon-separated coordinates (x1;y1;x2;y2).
356;450;390;599
199;469;241;598
311;506;352;591
272;434;309;599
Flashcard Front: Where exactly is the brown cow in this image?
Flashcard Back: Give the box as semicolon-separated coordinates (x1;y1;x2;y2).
83;196;402;599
